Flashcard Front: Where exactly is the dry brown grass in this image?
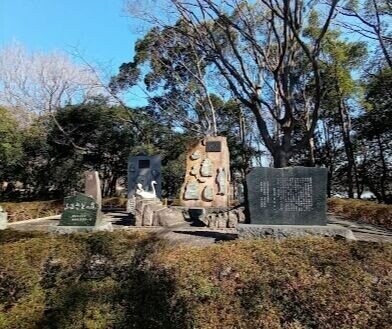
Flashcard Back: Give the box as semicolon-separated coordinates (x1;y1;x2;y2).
328;198;392;230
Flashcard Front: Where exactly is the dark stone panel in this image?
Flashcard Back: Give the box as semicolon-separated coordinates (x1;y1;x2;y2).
127;155;162;199
246;167;327;225
206;141;222;152
60;193;100;226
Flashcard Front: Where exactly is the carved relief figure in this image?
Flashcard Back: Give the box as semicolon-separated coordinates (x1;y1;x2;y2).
216;168;227;195
203;186;214;201
200;158;213;177
184;181;200;200
190;150;201;160
190;166;198;176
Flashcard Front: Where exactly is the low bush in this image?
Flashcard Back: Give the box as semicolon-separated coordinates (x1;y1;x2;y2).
101;196;127;208
328;198;392;230
0;200;63;222
0;230;391;329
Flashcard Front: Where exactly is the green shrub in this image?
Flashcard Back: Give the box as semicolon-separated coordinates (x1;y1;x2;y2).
328;198;392;230
0;230;391;329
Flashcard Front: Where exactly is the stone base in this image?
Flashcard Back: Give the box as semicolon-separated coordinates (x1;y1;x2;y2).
237;224;356;240
49;222;113;234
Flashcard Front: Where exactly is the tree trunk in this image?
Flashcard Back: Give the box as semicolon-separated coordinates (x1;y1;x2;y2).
273;149;290;168
337;96;355;198
308;136;316;167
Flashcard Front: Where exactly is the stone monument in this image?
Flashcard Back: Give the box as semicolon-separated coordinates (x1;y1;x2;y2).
0;206;8;230
127;155;162;213
84;170;102;209
59;192;101;227
238;167;355;239
53;172;112;233
247;167;327;225
180;136;231;208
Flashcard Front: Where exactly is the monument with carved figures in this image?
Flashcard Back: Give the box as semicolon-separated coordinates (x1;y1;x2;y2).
180;136;231;208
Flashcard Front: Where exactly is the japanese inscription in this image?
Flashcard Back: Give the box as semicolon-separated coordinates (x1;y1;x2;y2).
247;167;327;225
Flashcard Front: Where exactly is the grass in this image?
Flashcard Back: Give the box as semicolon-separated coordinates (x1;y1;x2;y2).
0;200;63;222
0;197;128;222
0;230;391;329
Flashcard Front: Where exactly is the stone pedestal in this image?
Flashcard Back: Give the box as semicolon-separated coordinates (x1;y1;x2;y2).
134;198;185;227
50;222;113;234
180;136;231;208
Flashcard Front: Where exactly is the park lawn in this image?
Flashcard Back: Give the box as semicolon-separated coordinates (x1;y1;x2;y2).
0;230;391;329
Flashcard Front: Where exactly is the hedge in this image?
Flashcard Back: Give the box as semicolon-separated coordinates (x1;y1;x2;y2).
0;230;391;329
328;198;392;230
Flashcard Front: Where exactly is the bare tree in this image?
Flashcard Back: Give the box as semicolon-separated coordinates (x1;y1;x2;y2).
0;43;106;115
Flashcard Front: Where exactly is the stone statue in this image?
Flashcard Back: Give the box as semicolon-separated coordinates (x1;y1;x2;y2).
135;181;157;199
216;168;226;195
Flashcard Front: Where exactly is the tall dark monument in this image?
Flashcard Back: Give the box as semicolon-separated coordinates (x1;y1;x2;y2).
246;167;327;225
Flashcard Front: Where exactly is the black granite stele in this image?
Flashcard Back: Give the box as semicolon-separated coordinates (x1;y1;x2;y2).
60;193;101;226
246;167;327;225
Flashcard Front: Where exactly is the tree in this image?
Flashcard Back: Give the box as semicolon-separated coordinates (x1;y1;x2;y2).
337;0;392;68
0;107;23;183
355;68;392;203
112;22;220;136
317;30;367;198
125;0;340;167
0;43;105;115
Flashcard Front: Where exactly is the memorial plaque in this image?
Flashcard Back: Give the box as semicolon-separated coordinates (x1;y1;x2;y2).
206;141;221;152
246;167;327;225
60;193;100;226
128;155;162;199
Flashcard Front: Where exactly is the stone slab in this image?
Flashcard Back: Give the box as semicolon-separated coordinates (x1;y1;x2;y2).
237;224;356;240
49;222;113;234
60;193;101;226
127;155;162;200
247;167;327;225
84;170;102;208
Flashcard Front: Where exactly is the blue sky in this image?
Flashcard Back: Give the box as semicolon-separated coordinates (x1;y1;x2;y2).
0;0;137;72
